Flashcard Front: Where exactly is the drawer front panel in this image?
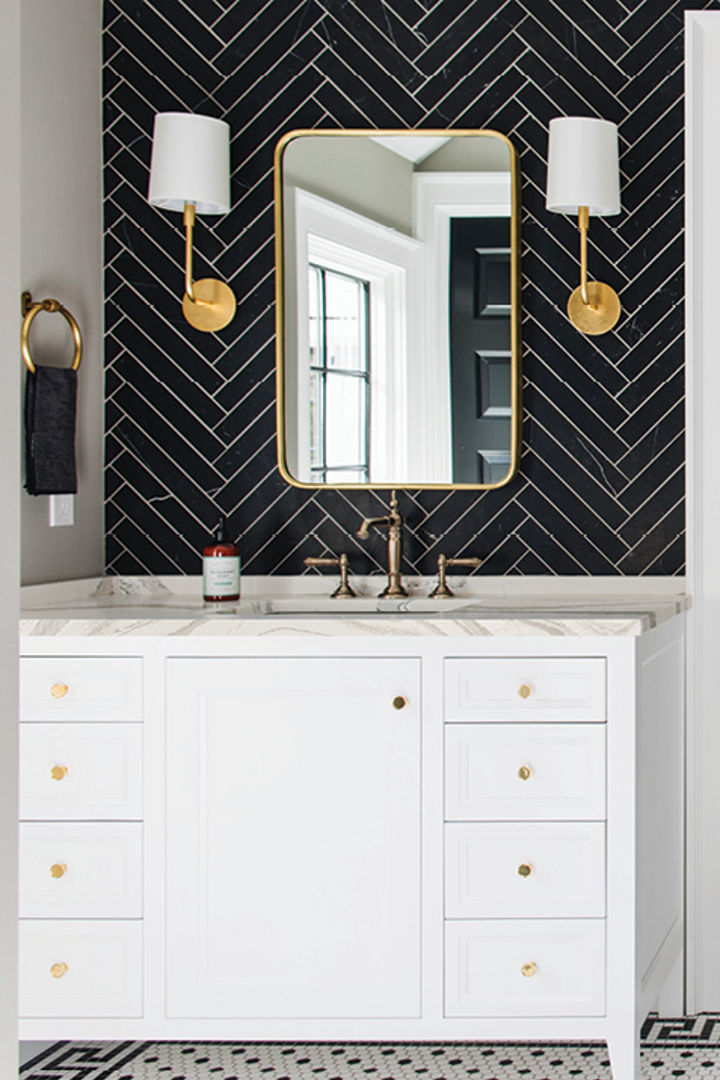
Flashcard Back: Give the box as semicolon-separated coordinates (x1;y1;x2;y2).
19;823;142;919
445;658;605;723
445;723;606;821
445;919;606;1017
445;822;606;919
19;724;143;820
19;920;142;1018
20;657;142;722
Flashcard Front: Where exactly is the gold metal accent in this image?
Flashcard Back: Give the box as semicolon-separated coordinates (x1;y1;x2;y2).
274;128;522;491
50;765;68;781
21;292;82;374
50;962;69;979
518;863;533;878
429;554;482;598
518;683;532;699
180;202;236;332
50;863;67;879
521;961;537;978
303;552;356;597
517;765;532;781
566;205;621;335
392;696;408;710
51;683;69;699
356;490;408;597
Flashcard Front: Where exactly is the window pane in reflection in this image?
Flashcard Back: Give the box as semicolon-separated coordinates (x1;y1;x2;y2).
309;264;370;483
325;272;368;372
325;372;367;468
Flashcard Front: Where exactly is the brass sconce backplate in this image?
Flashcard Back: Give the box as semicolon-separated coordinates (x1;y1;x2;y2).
567;281;621;336
182;278;236;332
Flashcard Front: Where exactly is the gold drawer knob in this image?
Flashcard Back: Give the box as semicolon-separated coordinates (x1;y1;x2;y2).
518;863;533;878
49;863;67;879
521;961;537;978
392;696;408;710
517;683;532;699
50;962;69;979
517;764;532;781
50;683;69;699
50;765;68;782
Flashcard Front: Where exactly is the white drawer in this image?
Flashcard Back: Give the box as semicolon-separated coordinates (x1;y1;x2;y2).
445;822;605;919
445;723;605;821
19;920;142;1018
445;919;606;1017
20;723;143;820
20;657;142;722
19;823;142;919
445;658;605;723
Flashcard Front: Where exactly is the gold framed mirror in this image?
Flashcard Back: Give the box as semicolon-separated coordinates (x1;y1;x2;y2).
274;129;521;490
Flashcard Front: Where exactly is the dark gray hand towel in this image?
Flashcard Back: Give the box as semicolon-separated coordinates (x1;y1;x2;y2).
24;365;78;495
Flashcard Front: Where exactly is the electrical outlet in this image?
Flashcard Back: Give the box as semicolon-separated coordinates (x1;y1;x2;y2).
49;494;74;528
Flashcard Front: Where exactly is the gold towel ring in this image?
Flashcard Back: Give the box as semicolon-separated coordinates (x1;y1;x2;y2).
21;293;82;375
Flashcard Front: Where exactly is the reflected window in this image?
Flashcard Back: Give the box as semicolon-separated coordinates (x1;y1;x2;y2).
308;265;370;484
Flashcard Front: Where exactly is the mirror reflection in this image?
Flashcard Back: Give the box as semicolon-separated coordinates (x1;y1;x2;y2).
276;130;520;489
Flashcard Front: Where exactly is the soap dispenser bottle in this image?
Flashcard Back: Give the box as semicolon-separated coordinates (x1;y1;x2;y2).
203;516;240;602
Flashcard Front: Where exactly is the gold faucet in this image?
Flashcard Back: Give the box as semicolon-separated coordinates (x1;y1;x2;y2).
356;490;408;598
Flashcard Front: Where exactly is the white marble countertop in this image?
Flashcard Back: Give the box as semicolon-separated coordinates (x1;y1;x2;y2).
19;576;690;638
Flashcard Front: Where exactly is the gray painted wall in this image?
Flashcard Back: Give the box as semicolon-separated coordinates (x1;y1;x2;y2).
20;0;104;585
0;2;20;1070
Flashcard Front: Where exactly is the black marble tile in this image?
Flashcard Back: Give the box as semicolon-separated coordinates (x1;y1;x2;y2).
102;0;687;576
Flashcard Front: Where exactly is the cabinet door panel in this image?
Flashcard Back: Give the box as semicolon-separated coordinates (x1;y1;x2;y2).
166;657;421;1020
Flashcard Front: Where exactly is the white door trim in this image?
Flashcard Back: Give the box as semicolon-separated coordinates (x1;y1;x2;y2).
684;9;720;1014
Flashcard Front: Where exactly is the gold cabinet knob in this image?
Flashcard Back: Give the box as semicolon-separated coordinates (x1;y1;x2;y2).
50;962;69;979
517;764;532;781
50;765;68;781
517;683;532;699
50;683;69;699
521;961;537;978
518;863;533;878
49;863;67;879
392;696;408;710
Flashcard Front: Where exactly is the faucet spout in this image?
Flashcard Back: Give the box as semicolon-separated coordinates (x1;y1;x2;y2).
356;515;391;539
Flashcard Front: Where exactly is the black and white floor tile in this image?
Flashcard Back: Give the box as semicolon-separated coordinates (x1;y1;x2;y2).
20;1020;720;1079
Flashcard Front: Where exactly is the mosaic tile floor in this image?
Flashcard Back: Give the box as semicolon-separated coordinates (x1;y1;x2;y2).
19;1018;720;1079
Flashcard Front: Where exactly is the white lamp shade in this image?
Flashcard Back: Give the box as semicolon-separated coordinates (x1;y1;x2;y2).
546;117;620;216
148;112;231;215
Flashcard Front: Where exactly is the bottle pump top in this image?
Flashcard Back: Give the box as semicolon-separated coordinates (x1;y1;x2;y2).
214;517;228;543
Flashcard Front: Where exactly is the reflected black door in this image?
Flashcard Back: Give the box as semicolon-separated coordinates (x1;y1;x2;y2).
449;217;512;484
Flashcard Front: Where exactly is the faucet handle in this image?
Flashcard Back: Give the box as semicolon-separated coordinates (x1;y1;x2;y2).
304;553;356;598
429;554;481;598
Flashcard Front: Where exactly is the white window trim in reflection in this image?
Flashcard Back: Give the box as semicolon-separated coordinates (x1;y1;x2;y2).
413;173;513;481
288;187;423;485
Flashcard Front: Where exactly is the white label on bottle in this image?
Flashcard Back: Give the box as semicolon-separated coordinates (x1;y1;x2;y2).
203;555;240;598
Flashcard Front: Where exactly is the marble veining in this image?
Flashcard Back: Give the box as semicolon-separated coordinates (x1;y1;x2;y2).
19;575;688;638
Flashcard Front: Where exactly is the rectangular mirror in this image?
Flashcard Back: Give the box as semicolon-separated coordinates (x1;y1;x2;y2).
274;129;521;489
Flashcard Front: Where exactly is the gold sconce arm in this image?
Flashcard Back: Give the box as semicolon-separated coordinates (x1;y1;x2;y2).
183;202;196;304
578;205;589;307
180;201;236;333
567;205;620;336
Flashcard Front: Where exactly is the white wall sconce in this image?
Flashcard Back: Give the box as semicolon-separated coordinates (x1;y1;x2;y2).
545;116;621;336
148;112;236;333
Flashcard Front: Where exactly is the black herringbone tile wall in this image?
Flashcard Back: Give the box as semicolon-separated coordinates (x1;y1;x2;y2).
103;0;696;578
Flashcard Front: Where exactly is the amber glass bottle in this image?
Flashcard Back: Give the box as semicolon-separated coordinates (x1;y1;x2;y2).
202;517;240;602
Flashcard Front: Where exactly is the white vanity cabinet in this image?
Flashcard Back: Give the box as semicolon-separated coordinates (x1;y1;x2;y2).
17;610;685;1080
